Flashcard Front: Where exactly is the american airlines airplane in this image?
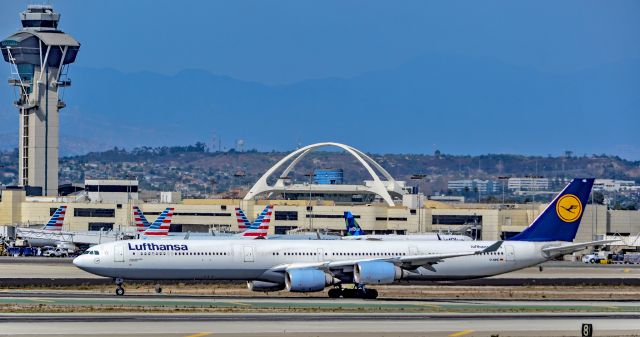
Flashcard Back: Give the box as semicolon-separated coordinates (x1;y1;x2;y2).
74;178;612;299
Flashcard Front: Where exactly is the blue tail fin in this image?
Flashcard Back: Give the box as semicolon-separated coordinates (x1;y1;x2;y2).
509;178;594;242
344;211;364;236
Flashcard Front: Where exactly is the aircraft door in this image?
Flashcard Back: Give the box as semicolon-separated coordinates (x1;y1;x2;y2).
505;245;516;262
114;243;125;263
243;246;255;262
317;248;324;262
409;246;418;255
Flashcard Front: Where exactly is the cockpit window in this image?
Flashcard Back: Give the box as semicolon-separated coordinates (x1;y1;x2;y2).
84;250;99;255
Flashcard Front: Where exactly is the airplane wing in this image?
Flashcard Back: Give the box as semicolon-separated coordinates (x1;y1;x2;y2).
542;239;619;256
270;241;503;272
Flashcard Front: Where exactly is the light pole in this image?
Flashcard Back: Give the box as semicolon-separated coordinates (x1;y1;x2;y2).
304;172;315;231
498;176;510;205
411;174;427;233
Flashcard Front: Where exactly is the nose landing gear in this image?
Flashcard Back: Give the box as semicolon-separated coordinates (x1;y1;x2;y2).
327;285;378;299
115;277;125;296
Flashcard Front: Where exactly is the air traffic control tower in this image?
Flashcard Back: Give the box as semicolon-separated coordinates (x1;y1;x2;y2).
1;5;80;196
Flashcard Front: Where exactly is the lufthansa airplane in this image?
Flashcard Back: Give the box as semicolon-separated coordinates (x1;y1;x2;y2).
74;178;612;299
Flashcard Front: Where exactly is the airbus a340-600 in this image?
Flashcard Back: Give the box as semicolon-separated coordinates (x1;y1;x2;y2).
74;178;613;299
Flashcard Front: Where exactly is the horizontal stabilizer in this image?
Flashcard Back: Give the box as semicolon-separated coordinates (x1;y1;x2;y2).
542;239;619;256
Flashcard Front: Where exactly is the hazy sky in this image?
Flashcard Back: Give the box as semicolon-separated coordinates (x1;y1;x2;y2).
0;1;638;159
2;1;638;84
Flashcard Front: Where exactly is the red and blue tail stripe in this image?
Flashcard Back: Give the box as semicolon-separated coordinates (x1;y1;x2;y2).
235;207;252;232
143;207;174;236
133;206;151;232
242;205;272;237
43;205;66;231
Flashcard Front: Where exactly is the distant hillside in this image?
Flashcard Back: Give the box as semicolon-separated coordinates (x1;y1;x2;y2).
1;146;638;199
63;147;640;195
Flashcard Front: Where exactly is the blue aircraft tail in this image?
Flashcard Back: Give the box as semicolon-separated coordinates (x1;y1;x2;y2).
344;211;364;236
508;178;594;242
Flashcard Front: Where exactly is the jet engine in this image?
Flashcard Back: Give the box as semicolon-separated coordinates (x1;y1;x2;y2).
247;280;285;292
285;269;337;292
353;261;408;284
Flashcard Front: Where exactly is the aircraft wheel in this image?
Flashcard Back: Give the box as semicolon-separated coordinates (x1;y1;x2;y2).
328;288;341;298
116;287;125;296
364;289;378;299
341;288;357;298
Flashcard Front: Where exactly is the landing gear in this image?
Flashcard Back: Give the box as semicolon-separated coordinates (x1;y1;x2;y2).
327;285;378;299
155;284;163;294
328;288;342;298
115;277;125;296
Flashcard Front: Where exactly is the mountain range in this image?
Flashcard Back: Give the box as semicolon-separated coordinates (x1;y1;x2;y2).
0;53;638;158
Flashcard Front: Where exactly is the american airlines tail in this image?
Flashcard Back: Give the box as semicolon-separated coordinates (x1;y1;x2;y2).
42;205;67;231
133;206;151;233
344;211;364;236
143;208;174;236
508;178;594;242
235;207;252;232
240;205;273;238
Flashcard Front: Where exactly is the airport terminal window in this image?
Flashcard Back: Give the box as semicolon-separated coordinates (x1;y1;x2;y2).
49;207;58;216
88;223;113;231
75;208;115;217
306;214;360;219
388;217;407;221
144;212;231;217
432;215;482;226
275;226;297;235
274;211;298;221
85;185;138;193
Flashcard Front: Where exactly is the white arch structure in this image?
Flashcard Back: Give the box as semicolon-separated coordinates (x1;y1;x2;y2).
244;142;405;206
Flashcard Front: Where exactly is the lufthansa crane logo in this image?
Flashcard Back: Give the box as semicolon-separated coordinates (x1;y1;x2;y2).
556;194;583;222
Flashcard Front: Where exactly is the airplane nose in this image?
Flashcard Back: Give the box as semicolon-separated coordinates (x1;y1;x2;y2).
72;255;84;268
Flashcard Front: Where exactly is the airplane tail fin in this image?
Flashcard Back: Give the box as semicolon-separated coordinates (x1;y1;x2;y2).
235;207;252;232
43;206;67;231
508;178;594;242
133;206;151;232
143;207;174;236
241;205;272;238
344;211;364;236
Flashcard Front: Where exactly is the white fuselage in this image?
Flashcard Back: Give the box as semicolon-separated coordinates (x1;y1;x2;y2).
74;239;552;282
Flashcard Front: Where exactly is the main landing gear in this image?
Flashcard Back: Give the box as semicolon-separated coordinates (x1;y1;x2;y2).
328;285;378;299
115;277;125;296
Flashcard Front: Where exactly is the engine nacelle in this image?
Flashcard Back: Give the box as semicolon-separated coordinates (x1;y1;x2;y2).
285;269;336;292
353;261;407;285
247;280;285;292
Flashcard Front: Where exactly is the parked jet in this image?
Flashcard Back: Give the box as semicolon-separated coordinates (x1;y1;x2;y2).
342;211;471;241
75;178;613;299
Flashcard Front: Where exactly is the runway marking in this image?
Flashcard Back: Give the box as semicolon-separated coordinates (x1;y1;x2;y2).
184;333;211;337
226;301;251;307
30;298;55;303
448;329;475;337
